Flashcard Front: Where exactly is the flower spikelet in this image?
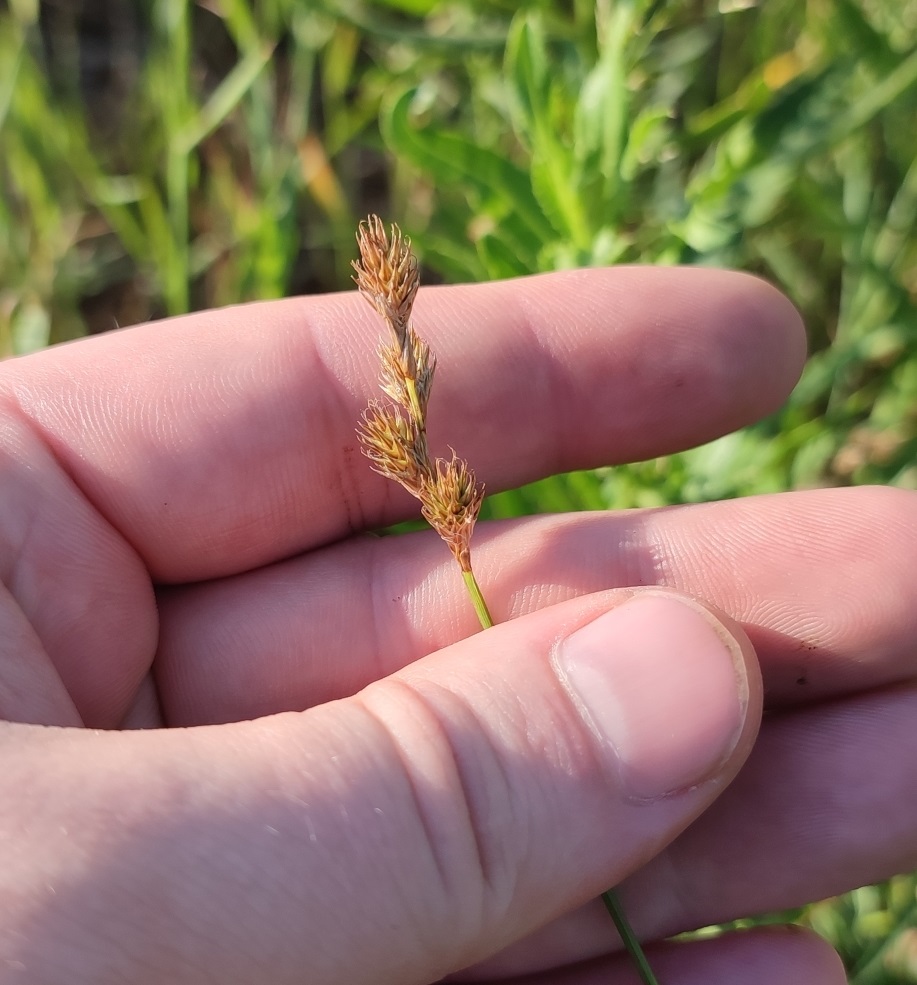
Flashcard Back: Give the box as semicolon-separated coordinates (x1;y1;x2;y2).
352;215;419;344
379;336;436;417
419;456;484;573
357;402;428;497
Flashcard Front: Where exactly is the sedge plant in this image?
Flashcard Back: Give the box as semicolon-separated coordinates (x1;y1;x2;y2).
353;215;660;985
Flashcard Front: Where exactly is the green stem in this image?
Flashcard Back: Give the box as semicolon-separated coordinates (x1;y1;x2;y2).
462;568;494;629
602;889;660;985
460;561;660;985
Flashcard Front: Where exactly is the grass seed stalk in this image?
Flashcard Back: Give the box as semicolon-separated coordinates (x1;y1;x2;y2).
353;215;660;985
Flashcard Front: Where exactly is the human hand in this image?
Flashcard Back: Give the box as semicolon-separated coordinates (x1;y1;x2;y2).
1;266;912;984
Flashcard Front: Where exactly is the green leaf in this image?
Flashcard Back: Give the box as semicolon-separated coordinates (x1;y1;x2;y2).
504;13;551;147
382;87;554;251
835;46;917;141
475;231;531;279
619;105;670;180
366;0;441;14
11;300;51;355
174;41;276;155
572;0;635;205
832;0;899;73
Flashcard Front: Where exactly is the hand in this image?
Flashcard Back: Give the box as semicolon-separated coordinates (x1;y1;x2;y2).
0;266;911;984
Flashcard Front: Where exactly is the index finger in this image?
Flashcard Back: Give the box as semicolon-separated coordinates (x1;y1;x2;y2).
0;266;804;581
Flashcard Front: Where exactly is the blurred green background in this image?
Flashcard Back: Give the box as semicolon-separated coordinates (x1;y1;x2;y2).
1;0;916;979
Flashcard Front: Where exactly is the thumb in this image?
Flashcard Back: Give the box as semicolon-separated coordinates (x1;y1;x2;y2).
1;589;760;985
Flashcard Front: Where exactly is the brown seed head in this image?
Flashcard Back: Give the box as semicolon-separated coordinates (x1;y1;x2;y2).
357;401;429;497
419;456;484;572
355;215;484;581
352;215;419;342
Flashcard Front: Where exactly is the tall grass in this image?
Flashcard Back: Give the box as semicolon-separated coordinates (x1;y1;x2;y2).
1;0;915;979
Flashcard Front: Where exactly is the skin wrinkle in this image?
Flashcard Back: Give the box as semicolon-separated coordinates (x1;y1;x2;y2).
367;532;404;690
0;453;45;592
638;512;767;639
0;413;153;727
509;290;571;483
300;302;379;541
351;677;504;976
192;338;329;575
410;646;611;921
4;308;340;582
466;680;532;910
6;353;155;569
353;685;457;901
382;661;576;940
0;404;87;583
610;510;675;592
628;492;911;694
376;531;480;665
1;361;139;546
357;532;452;682
0;582;81;726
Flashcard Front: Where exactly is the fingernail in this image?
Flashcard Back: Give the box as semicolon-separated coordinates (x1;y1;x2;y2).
554;593;749;801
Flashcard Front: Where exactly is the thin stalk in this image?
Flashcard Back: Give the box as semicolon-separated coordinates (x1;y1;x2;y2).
462;568;494;630
461;565;659;985
354;216;660;985
602;889;660;985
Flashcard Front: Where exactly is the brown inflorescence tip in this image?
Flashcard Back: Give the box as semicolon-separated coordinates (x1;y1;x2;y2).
355;214;484;577
419;456;484;573
352;215;419;342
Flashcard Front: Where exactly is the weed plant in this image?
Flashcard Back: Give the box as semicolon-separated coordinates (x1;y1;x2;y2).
1;0;915;980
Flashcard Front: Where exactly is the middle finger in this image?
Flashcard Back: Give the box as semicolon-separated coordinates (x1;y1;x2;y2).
155;484;917;725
